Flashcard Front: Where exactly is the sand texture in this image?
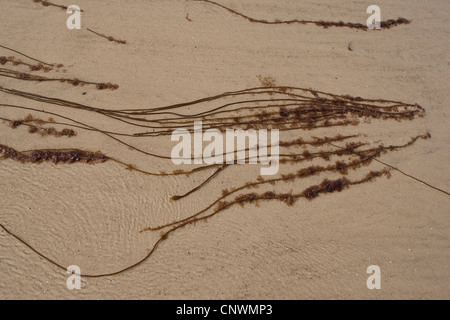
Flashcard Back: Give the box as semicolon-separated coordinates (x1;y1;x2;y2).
0;0;449;299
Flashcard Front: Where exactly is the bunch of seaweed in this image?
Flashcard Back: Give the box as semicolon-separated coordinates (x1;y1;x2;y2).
1;45;447;279
1;81;446;277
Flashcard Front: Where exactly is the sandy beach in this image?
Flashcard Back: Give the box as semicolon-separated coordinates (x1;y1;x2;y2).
0;0;449;300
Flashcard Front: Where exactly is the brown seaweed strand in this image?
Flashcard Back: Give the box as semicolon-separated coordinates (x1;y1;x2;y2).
329;138;450;196
0;68;118;90
171;164;229;200
0;144;108;164
195;0;411;30
31;0;84;12
0;143;222;177
0;223;67;271
0;56;55;72
0;44;54;67
86;28;127;45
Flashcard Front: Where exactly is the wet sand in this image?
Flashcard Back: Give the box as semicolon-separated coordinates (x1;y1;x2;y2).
0;0;449;299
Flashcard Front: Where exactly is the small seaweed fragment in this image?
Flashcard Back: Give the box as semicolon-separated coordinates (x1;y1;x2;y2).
86;28;127;45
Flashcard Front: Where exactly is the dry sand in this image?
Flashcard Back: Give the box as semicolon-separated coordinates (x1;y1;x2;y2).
0;0;449;300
